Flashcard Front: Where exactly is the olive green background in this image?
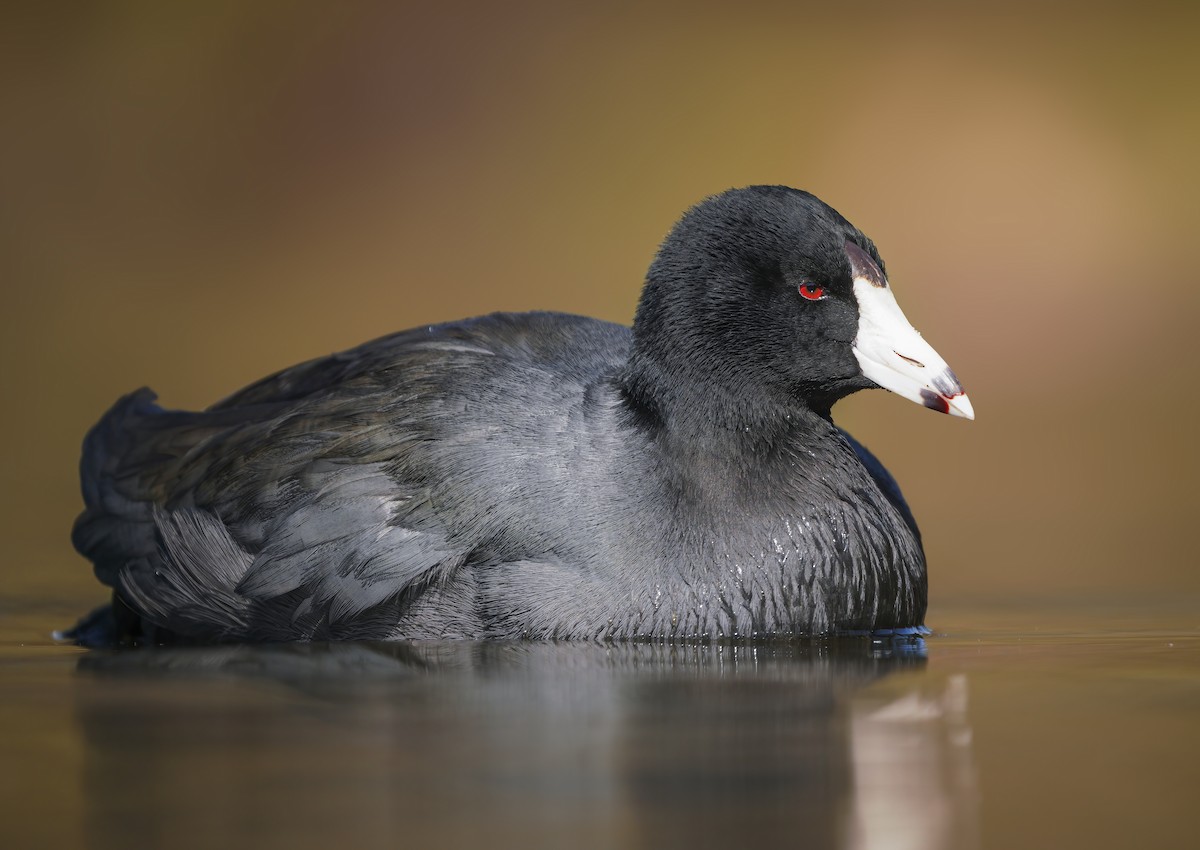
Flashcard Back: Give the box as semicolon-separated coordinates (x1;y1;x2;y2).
3;0;1197;614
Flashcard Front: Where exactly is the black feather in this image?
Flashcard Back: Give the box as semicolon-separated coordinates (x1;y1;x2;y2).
69;187;934;644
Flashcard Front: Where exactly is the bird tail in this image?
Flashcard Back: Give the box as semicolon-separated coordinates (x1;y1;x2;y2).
71;388;167;588
69;388;259;643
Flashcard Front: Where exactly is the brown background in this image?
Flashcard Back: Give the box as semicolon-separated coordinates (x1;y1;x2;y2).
3;0;1197;616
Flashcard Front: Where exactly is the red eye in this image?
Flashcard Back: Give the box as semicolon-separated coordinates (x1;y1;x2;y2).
798;283;826;301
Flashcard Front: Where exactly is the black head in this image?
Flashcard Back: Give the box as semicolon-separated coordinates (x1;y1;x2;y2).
622;186;972;430
625;187;882;421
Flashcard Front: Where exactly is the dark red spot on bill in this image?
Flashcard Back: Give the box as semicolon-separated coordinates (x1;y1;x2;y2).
920;389;950;414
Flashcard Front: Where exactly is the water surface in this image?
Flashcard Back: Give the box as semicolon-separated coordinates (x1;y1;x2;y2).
1;602;1195;849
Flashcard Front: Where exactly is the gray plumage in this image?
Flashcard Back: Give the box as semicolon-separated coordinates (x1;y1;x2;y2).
70;187;940;644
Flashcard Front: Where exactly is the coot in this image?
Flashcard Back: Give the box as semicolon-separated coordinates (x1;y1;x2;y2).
69;186;972;644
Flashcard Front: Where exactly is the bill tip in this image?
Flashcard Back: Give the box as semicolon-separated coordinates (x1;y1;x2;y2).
949;394;975;420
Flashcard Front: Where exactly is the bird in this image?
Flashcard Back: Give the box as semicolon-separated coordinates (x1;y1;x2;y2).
66;185;973;645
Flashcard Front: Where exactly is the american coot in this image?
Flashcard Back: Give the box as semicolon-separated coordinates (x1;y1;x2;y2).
68;186;972;644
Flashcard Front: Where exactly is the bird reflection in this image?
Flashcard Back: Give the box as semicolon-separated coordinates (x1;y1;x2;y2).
70;637;977;850
845;673;979;850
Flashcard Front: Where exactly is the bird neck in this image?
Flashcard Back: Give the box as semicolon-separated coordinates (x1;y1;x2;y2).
615;350;842;488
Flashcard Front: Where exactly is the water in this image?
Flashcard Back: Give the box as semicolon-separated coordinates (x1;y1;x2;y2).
2;602;1196;850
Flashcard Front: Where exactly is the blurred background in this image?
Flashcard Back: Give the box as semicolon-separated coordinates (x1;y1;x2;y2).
2;0;1198;613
